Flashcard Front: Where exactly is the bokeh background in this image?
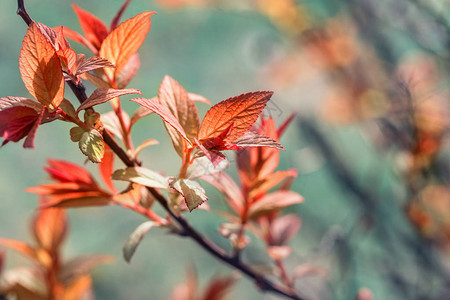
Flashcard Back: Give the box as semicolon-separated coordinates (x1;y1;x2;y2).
1;0;450;299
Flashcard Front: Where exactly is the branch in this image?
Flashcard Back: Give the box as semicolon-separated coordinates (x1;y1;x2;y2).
15;1;307;299
17;0;32;26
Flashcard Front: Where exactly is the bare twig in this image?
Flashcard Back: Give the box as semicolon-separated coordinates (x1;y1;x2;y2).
15;1;307;299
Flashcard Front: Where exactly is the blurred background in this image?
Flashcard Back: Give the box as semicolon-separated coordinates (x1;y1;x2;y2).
1;0;449;299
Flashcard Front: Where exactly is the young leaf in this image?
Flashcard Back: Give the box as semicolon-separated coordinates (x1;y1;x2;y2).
112;167;169;189
75;56;115;76
79;129;105;163
99;11;156;79
158;75;200;156
72;4;108;50
233;131;285;150
131;98;192;146
197;91;273;142
170;179;208;212
76;88;142;112
123;221;156;263
19;23;65;109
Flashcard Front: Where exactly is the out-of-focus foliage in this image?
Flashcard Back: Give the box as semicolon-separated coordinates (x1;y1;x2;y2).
0;0;449;299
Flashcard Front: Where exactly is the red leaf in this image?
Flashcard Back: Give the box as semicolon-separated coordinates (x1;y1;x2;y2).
0;106;39;147
72;4;108;50
19;23;65;109
77;88;142;112
131;98;192;146
45;159;95;185
198;91;273;142
23;107;45;148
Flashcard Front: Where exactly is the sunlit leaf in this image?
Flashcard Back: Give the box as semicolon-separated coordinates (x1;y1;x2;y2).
19;23;65;109
198;91;273;142
123;221;156;263
112;167;169;189
79;129;105;163
99;11;156;79
170;178;208;212
233;131;284;150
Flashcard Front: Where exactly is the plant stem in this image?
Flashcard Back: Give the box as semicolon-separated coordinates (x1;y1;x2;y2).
16;2;307;299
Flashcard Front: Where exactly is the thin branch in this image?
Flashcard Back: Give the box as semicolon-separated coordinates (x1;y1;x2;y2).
17;0;32;26
15;1;307;299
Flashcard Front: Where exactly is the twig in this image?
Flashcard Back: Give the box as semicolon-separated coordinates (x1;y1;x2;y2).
16;1;307;299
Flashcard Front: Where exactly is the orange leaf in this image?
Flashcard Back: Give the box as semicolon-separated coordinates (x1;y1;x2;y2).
32;207;67;252
198;91;273;142
72;4;108;50
99;11;156;80
19;23;65;109
131;98;192;146
158;75;200;155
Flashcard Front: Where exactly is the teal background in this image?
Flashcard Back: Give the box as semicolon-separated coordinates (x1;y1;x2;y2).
1;1;449;299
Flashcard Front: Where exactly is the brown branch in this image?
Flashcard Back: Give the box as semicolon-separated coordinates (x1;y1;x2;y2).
16;1;307;299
